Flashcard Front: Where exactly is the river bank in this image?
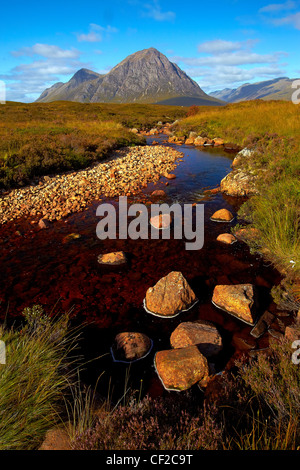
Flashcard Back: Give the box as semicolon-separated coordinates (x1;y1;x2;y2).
1;123;299;451
0;143;183;225
0;129;295;401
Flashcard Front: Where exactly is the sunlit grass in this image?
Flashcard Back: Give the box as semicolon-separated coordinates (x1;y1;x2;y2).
0;305;81;450
175;100;300;144
0;101;186;188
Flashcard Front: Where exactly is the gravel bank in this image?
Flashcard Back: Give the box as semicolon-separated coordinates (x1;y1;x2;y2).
0;145;183;225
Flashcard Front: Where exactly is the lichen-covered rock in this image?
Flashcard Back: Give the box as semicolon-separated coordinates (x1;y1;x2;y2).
170;320;223;357
111;332;152;362
220;169;259;197
154;345;209;391
144;271;198;317
212;284;256;325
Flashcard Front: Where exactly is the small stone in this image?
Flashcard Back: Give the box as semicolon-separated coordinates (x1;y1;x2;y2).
212;138;224;146
38;218;50;229
268;328;283;339
97;251;127;266
284;324;300;342
151;190;167;198
150;213;172;230
250;310;275;338
154;345;209;391
194;136;206;146
216;233;237;245
144;271;198;318
62;233;81;243
212;284;256;325
170;320;223;357
163;173;176;179
39;428;71;450
210;209;234;222
111;332;152;362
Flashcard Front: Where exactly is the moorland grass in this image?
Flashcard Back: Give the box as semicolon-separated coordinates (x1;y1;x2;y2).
175;100;300;285
0;101;186;188
174;100;300;144
0;305;81;450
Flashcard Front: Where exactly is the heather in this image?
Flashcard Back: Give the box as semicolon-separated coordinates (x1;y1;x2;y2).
0;101;186;188
1;303;299;450
72;320;300;451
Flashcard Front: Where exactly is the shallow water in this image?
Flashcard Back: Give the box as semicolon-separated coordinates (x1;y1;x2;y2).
0;135;285;401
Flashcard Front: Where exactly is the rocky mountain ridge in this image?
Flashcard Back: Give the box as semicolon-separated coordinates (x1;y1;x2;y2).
36;48;223;106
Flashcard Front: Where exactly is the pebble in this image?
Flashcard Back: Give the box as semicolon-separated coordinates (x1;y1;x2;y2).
0;145;183;225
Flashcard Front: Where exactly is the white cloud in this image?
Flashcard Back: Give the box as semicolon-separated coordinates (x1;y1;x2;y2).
197;40;244;54
272;10;300;28
173;51;285;68
77;31;102;42
171;39;287;92
259;1;297;13
3;45;89;101
142;0;175;21
76;23;118;42
259;1;300;29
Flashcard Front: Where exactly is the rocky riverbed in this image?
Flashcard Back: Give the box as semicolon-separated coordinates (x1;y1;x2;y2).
0;144;183;225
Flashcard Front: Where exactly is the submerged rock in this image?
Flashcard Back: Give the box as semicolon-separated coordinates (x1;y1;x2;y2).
144;271;198;317
163;173;176;179
38;218;50;229
210;209;234;222
154;345;209;391
212;284;257;325
151;189;167;198
97;251;127;266
250;310;275;338
150;213;172;229
111;332;152;363
170;320;223;357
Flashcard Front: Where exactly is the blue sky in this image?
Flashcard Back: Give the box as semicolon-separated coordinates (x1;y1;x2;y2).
1;0;299;101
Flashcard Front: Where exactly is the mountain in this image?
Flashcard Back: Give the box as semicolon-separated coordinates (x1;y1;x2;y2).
209;77;298;103
36;68;105;103
36;48;223;106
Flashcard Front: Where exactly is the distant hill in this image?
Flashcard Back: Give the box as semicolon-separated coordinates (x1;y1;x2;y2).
209;77;298;103
36;48;223;106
